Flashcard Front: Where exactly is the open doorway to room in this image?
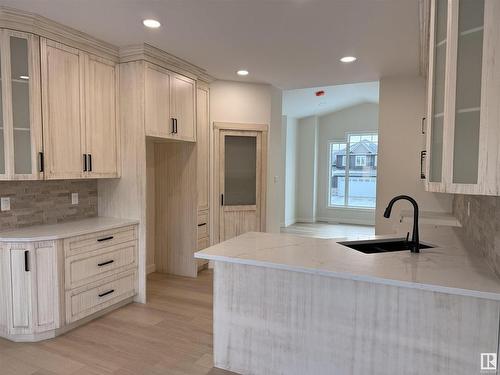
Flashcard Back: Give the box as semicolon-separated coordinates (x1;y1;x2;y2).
282;82;379;238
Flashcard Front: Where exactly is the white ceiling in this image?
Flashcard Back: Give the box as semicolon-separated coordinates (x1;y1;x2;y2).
0;0;421;89
283;81;379;119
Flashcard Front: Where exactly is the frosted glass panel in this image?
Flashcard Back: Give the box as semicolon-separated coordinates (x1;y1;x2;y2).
224;136;257;206
453;111;480;183
430;116;443;182
455;30;483;110
458;0;484;31
429;0;447;183
0;48;4;175
10;36;32;174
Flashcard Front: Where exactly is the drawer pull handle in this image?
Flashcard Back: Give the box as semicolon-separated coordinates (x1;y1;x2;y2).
97;236;114;242
197;223;207;227
98;289;115;298
98;260;114;267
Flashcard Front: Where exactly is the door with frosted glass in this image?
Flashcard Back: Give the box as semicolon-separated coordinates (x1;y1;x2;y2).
219;130;264;241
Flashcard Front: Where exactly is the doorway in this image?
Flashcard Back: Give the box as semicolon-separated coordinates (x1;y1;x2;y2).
213;123;268;242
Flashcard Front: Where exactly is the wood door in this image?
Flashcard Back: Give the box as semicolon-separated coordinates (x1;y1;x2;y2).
41;39;85;179
196;86;209;211
218;129;266;242
85;54;119;178
145;63;173;139
9;245;33;334
171;74;195;142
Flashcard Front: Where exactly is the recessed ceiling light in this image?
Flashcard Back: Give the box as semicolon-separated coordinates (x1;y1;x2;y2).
340;56;357;63
143;19;161;28
19;75;29;80
237;70;249;76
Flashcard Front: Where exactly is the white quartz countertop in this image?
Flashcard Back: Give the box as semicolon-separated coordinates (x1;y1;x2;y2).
0;217;139;242
195;230;500;301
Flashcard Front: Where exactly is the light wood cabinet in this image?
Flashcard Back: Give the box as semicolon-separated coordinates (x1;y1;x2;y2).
196;86;210;211
425;0;500;195
0;30;43;180
144;63;196;142
41;38;119;179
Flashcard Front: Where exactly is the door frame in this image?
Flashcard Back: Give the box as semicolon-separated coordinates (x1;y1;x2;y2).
213;122;268;244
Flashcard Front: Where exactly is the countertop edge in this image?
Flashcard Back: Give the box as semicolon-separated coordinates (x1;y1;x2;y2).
195;252;500;301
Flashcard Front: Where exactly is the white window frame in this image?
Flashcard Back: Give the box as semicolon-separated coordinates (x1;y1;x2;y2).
355;155;367;167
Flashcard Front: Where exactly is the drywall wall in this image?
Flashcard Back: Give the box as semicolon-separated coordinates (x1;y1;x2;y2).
210;80;283;234
316;102;379;225
375;76;453;234
284;116;299;226
295;116;318;222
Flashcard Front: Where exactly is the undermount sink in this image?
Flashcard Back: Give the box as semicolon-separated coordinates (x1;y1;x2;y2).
338;238;434;254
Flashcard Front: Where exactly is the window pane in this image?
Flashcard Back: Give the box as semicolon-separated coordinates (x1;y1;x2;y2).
224;135;257;205
329;142;347;206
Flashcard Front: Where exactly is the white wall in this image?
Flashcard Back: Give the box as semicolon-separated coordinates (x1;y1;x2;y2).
296;116;318;222
316;102;379;225
284;115;298;226
375;77;453;234
210;80;283;234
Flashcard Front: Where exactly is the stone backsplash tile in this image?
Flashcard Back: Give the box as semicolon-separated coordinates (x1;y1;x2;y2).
0;180;97;231
453;194;500;276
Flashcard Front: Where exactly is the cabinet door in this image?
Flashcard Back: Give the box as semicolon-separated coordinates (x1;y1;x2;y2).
9;246;33;334
145;63;173;138
197;86;210;211
2;31;43;180
85;54;119;178
33;242;58;333
171;74;195;142
41;39;85;179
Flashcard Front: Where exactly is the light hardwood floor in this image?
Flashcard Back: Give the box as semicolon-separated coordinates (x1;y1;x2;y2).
0;270;236;375
281;222;375;239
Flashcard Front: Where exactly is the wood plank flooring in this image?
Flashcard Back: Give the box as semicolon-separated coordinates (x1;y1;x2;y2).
281;222;374;239
0;270;236;375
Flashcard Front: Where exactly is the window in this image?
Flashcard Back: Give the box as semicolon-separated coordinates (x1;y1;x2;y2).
328;133;378;208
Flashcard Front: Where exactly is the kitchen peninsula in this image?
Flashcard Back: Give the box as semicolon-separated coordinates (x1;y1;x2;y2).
195;231;500;375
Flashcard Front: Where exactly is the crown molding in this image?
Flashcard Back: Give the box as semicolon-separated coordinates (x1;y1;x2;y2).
0;6;119;60
418;0;431;77
120;43;215;83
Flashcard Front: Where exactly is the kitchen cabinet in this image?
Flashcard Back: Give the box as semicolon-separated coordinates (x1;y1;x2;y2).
196;86;210;212
0;30;43;180
145;62;196;142
41;38;119;179
425;0;500;195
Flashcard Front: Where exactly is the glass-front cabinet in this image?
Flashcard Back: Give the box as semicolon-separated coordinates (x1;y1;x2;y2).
425;0;500;195
0;30;42;180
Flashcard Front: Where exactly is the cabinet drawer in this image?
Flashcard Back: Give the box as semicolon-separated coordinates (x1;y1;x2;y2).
197;237;210;251
64;225;137;257
197;211;209;240
65;241;137;289
66;271;136;323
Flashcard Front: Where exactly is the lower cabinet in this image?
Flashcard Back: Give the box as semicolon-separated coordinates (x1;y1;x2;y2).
0;223;138;342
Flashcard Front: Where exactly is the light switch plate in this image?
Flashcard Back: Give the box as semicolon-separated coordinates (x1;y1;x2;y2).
1;197;10;211
71;193;78;205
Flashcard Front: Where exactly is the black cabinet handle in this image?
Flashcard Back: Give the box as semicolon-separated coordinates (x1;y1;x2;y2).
38;152;44;172
420;150;427;179
97;235;114;242
174;118;178;133
421;117;426;134
197;223;207;227
83;154;87;172
24;250;29;272
171;118;175;133
97;260;114;267
88;154;92;172
98;289;114;298
221;194;224;206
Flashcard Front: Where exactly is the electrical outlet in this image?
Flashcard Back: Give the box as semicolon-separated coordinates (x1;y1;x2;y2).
1;197;10;211
71;193;79;205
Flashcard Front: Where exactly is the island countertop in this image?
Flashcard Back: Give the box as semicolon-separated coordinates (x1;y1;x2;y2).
195;230;500;301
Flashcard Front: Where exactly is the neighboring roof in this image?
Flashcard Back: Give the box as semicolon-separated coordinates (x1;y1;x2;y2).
333;140;378;156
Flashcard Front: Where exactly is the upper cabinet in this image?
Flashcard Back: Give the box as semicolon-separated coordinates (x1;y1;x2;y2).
41;38;119;179
196;85;210;212
145;63;196;142
0;30;43;180
425;0;500;195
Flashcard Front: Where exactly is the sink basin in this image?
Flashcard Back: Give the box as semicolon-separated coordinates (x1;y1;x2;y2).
338;238;434;254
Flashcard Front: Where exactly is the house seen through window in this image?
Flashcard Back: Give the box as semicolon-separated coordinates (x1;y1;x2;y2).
329;133;378;208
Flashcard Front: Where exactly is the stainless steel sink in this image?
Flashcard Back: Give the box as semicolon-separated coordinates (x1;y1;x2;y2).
338;238;434;254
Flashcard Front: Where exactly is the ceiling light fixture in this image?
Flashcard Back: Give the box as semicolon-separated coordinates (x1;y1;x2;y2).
19;75;29;80
143;19;161;28
237;70;249;76
340;56;357;63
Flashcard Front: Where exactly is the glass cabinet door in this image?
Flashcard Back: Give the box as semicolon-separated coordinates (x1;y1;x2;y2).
0;42;6;176
451;0;484;184
428;0;448;183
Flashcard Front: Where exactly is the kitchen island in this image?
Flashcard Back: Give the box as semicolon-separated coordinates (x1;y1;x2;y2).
195;231;500;375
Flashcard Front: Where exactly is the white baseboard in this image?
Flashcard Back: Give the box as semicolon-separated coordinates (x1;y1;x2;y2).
283;218;297;227
146;263;156;274
295;217;316;223
316;216;374;226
